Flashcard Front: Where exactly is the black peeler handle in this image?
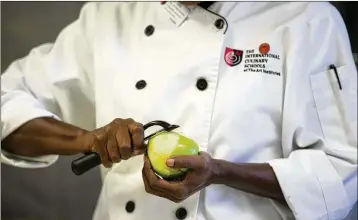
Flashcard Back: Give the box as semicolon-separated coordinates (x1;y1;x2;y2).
71;152;101;175
71;120;179;175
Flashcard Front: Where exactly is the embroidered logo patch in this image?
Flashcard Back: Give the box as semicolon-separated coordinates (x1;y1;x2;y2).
243;48;281;76
224;47;244;67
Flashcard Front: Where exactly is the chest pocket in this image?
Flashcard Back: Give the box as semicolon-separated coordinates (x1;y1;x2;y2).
310;64;357;146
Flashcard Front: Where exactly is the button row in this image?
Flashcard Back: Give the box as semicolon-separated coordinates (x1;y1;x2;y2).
176;207;188;220
125;201;188;219
144;18;225;37
214;19;224;29
125;200;135;213
135;80;147;89
135;78;208;91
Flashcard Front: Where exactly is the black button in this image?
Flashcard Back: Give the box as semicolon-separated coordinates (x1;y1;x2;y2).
125;201;135;213
196;78;208;91
214;19;224;29
145;25;155;36
175;207;187;220
135;80;147;89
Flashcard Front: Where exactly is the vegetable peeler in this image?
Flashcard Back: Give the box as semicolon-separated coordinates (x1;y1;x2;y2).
71;120;179;175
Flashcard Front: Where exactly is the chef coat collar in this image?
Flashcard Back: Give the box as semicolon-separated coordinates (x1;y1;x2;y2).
197;1;228;34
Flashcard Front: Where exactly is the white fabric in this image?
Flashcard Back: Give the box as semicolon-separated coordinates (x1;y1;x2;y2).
1;2;357;220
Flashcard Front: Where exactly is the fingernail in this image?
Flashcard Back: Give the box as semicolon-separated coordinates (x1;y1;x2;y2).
166;159;174;167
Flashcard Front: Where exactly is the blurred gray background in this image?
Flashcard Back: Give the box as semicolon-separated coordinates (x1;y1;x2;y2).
1;2;357;220
1;2;101;220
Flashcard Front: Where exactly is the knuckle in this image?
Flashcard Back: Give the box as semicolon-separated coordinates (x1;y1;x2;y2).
131;123;143;133
92;141;103;153
181;160;190;168
125;118;135;123
120;146;132;159
133;142;144;151
110;153;118;160
94;132;104;142
110;154;120;162
120;144;131;152
112;118;123;124
95;130;108;144
91;142;100;153
106;124;116;131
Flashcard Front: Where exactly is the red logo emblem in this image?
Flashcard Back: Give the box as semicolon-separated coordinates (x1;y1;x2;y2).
224;47;243;67
259;43;270;55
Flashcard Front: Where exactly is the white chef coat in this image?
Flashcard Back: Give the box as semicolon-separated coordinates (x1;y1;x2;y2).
1;2;357;220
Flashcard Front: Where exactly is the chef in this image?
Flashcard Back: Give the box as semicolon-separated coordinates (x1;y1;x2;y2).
1;1;357;220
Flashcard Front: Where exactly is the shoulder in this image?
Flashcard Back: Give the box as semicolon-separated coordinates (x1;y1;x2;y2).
78;2;158;31
79;2;153;19
303;2;348;42
304;2;344;24
225;2;343;25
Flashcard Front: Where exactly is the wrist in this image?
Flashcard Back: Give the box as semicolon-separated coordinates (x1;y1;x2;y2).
75;129;91;154
210;159;224;184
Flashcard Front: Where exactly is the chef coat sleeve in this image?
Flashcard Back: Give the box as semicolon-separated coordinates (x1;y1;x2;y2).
268;4;357;220
1;3;97;168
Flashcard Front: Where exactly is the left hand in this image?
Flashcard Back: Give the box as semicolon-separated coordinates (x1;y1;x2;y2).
142;151;216;203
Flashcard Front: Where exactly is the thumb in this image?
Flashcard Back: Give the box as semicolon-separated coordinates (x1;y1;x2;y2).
166;155;201;169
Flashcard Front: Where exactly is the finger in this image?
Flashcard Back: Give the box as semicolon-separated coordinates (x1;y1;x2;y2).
94;129;112;168
166;155;202;169
105;126;121;163
143;156;184;197
132;147;146;156
127;120;145;155
142;167;180;202
143;155;158;181
114;121;132;160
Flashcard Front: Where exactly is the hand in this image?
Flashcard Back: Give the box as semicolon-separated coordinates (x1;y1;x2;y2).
142;151;216;203
80;118;145;168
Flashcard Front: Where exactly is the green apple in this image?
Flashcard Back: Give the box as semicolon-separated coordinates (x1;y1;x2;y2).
147;131;199;179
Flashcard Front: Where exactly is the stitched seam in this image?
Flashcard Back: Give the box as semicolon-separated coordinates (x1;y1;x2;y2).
314;175;330;220
308;75;331;217
309;75;326;140
201;7;229;34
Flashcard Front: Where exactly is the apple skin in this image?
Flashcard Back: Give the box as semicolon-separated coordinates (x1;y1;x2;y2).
147;131;199;179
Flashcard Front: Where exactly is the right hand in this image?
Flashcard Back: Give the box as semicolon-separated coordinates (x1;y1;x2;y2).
79;118;145;168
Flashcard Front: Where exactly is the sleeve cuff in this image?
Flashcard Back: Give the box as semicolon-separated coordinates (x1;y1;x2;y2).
1;150;58;168
1;91;61;168
268;149;351;220
1;91;61;140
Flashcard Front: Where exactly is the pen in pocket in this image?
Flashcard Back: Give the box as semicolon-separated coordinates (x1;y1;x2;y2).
329;64;342;90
